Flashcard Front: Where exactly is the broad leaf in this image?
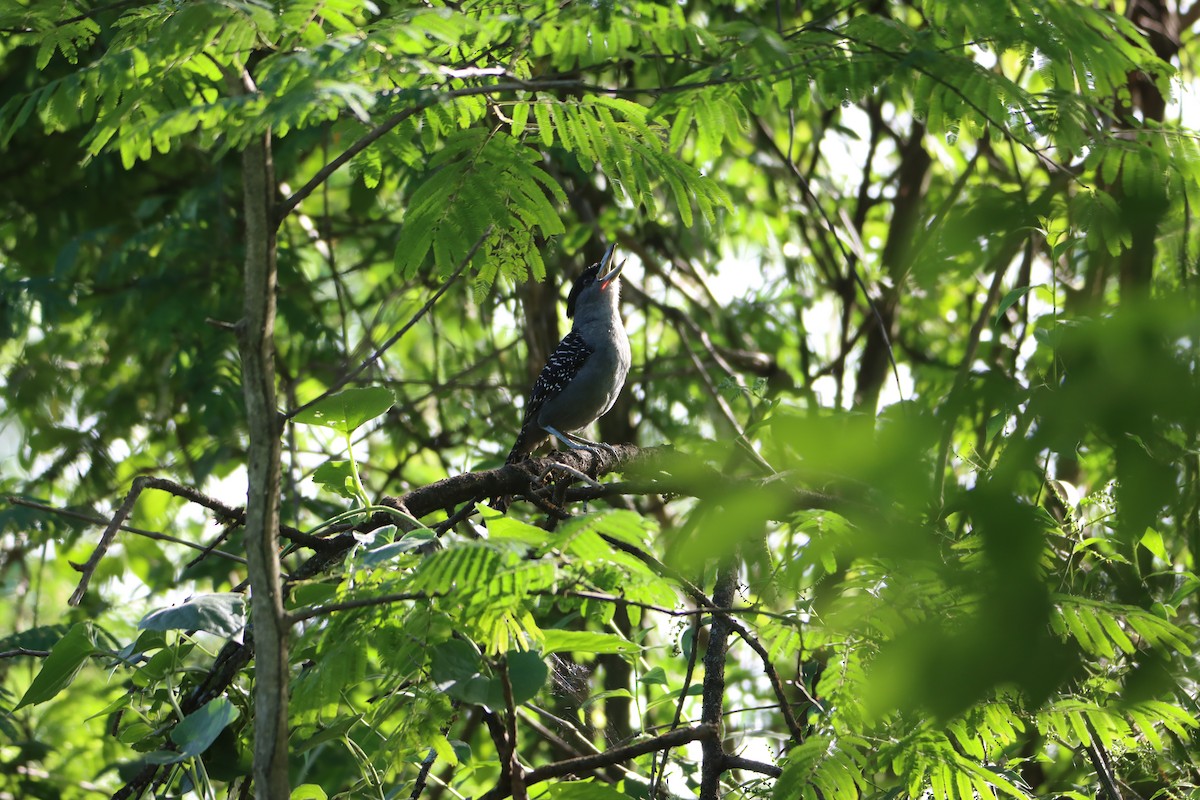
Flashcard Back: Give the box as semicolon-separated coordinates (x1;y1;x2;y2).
139;593;246;639
311;460;358;499
145;697;240;764
16;622;95;709
293;387;395;434
541;629;641;656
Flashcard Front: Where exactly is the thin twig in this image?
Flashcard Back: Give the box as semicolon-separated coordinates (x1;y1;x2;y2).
932;255;1012;505
724;617;811;739
625;281;775;476
1084;715;1125;800
407;748;438;800
433;501;481;535
0;647;50;659
68;476;149;606
6;497;247;566
678;325;776;476
288;591;443;624
587;540;810;742
649;613;702;797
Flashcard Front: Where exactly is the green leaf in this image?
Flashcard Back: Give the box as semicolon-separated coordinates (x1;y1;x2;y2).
294;716;361;754
544;781;630;799
511;100;530;138
292;387;395;433
431;733;458;765
992;285;1036;327
498;649;548;706
430;639;491;705
638;666;668;686
487;515;553;545
541;629;641;656
172;696;239;754
311;460;358;499
291;786;328;800
145;697;240;764
409;542;502;595
1139;527;1168;561
358;531;435;567
139;593;246;638
15;622;95;709
534;100;554;147
985;413;1008;441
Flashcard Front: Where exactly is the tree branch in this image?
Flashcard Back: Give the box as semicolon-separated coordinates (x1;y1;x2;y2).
0;647;50;659
722;754;783;778
9;495;247;567
478;724;719;800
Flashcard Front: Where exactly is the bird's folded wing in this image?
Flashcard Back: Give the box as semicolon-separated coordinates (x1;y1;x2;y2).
523;330;595;420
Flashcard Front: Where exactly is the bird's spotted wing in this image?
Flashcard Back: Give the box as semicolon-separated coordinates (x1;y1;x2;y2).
524;330;594;420
505;331;595;463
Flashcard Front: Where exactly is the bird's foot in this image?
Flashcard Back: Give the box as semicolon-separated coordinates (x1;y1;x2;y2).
542;461;602;488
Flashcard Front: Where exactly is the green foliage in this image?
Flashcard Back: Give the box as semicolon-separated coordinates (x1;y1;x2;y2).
293;387;396;434
14;623;95;710
138;593;247;639
393;128;567;281
151;697;241;765
3;0;1200;797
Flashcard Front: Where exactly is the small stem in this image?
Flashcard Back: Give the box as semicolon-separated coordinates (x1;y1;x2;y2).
345;430;371;507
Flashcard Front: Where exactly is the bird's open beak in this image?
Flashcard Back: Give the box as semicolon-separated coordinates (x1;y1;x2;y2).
598;244;625;291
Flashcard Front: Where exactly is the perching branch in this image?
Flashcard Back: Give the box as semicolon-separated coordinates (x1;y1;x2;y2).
376;444;845;527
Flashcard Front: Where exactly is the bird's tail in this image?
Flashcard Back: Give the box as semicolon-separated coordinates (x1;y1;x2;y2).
504;426;542;465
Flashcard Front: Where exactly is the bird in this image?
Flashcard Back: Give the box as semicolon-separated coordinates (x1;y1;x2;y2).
504;243;631;465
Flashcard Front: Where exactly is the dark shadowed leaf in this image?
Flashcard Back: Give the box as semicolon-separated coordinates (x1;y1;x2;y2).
145;697;240;764
501;649;548;706
15;622;95;709
139;593;246;638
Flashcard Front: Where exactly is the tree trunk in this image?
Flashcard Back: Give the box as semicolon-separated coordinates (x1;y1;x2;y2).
1118;0;1179;296
853;124;931;412
239;130;291;798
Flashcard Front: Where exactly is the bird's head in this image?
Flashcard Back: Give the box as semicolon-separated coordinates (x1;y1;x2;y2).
567;243;626;319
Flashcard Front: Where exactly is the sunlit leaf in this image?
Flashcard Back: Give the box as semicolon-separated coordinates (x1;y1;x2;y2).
292;387;395;434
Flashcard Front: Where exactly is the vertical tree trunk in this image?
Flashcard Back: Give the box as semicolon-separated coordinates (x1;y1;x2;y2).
239;130;291;798
698;566;737;800
853;125;931;412
1118;0;1178;296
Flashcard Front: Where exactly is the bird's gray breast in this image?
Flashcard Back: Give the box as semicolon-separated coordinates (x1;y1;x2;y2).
537;326;630;433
